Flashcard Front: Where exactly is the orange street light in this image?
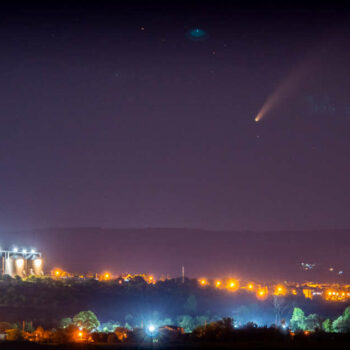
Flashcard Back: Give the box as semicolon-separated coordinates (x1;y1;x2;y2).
247;283;254;291
274;285;286;296
257;287;268;299
226;279;239;291
75;330;85;342
52;269;62;277
199;278;207;286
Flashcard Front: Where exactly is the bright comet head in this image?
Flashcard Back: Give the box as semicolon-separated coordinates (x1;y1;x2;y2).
254;113;262;122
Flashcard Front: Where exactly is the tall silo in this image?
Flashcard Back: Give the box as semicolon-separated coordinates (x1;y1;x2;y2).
1;248;44;277
5;254;15;277
15;256;25;277
27;256;43;276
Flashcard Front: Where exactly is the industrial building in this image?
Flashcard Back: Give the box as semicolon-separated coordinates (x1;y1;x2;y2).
0;247;43;278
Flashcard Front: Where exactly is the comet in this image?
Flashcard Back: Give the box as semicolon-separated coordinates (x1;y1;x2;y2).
254;68;304;122
254;54;322;122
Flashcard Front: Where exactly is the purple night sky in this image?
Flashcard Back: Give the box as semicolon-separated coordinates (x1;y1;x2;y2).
1;1;350;278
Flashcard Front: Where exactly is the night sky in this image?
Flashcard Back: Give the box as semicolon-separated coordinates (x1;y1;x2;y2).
1;1;350;275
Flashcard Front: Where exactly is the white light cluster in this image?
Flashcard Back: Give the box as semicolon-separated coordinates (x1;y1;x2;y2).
8;247;37;254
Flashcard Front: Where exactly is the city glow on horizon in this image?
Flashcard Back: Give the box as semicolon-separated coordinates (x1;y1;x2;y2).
3;250;350;304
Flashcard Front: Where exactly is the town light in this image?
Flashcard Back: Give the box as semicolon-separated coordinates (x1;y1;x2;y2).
146;324;157;336
13;247;18;253
257;287;268;299
215;280;222;288
199;278;207;286
226;279;239;291
75;330;84;341
146;323;157;337
274;285;286;296
247;283;254;290
22;249;27;254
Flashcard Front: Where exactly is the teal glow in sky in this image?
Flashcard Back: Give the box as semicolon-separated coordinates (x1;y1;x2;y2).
187;28;207;40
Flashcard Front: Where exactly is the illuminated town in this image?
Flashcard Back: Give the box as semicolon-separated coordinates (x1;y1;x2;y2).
45;268;350;303
50;272;350;302
1;245;350;303
1;245;350;346
1;0;350;349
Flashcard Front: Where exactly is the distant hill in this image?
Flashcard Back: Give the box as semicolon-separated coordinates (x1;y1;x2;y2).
3;227;350;281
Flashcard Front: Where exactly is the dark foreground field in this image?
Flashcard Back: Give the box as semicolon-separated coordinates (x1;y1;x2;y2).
1;339;350;350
